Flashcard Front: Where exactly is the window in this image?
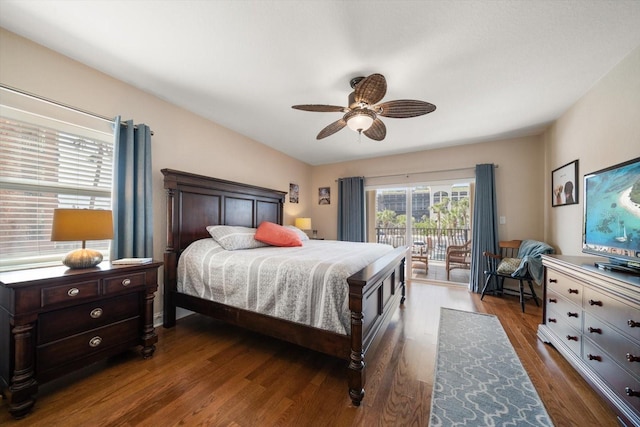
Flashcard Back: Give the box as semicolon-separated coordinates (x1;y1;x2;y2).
0;95;114;271
433;191;449;204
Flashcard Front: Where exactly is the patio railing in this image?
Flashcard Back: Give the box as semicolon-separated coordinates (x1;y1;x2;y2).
375;227;470;261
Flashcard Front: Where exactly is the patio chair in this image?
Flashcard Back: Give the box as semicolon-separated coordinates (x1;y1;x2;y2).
445;239;472;280
411;241;429;274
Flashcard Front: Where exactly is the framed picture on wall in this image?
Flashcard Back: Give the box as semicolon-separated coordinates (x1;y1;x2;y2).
319;187;330;205
552;160;579;207
289;183;299;203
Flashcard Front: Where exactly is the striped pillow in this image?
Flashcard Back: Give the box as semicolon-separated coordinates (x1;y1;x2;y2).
206;225;268;250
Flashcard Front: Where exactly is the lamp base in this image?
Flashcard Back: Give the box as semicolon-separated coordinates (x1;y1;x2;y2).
63;249;103;269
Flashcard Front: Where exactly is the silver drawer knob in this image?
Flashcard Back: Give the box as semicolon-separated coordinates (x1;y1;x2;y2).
122;278;131;286
90;308;103;319
67;287;80;297
89;336;102;347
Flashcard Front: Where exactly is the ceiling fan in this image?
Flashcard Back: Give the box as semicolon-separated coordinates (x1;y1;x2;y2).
292;73;436;141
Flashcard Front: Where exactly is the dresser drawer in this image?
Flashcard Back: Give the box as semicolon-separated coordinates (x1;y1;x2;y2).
583;286;640;342
583;312;640;379
38;293;140;344
36;317;140;373
103;271;146;294
583;338;640;413
41;280;100;308
547;270;583;306
546;289;582;331
546;305;582;357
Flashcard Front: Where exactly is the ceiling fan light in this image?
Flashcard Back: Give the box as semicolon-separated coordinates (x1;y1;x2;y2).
345;109;375;133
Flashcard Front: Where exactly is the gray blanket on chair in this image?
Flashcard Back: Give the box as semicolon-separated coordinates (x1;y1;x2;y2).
512;239;555;285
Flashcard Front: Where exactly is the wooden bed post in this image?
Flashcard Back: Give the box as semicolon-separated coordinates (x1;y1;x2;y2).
163;186;177;328
348;288;365;406
346;246;408;406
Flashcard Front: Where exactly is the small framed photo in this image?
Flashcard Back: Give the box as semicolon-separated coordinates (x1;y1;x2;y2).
319;187;330;205
289;183;299;203
552;160;579;207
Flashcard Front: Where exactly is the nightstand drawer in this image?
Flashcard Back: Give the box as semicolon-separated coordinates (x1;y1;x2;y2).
41;280;100;308
38;293;140;344
37;317;140;373
103;271;146;294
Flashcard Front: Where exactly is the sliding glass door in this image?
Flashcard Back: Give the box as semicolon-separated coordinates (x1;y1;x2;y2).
372;181;472;281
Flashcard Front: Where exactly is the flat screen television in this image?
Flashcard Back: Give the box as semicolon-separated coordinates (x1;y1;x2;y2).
583;156;640;274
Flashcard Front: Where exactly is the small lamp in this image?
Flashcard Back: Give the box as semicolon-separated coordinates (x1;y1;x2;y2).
294;217;312;231
51;209;114;269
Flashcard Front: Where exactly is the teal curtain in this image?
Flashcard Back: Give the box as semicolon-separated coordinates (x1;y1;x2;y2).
111;117;153;259
469;164;498;293
337;176;365;242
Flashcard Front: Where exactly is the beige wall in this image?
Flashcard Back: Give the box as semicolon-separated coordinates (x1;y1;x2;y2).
543;44;640;256
311;135;546;242
0;28;313;319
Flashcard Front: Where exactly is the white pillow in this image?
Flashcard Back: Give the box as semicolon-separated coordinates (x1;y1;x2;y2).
285;225;310;241
206;225;268;250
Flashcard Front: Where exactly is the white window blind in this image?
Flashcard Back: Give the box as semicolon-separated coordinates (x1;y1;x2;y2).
0;94;115;271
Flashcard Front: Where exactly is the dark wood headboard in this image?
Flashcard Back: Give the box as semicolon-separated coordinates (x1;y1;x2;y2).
162;169;287;324
162;168;286;254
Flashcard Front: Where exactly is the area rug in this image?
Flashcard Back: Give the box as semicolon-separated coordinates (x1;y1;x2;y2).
429;308;553;426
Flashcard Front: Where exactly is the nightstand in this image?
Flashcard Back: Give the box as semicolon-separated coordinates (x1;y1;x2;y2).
0;261;162;419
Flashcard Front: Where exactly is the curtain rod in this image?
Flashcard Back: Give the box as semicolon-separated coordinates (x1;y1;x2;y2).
364;164;498;180
0;84;154;135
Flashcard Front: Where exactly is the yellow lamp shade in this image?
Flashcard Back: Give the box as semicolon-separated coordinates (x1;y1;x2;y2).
51;209;114;268
51;209;114;241
294;217;312;230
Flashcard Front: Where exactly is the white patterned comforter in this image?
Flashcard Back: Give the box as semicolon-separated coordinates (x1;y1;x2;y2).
177;239;394;335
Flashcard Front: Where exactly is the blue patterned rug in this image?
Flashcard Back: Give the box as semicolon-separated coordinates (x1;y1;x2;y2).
429;308;553;426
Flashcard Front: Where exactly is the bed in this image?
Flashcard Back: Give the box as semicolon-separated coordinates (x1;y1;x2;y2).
162;169;407;405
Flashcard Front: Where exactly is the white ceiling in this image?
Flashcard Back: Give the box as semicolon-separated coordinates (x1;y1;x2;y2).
2;1;640;166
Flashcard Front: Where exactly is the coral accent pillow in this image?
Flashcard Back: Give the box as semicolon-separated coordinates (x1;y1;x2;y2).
255;221;302;247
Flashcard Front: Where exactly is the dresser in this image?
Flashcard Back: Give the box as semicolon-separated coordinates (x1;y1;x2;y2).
537;255;640;426
0;261;162;419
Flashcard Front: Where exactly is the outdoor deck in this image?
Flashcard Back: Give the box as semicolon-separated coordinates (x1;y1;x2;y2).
411;259;470;284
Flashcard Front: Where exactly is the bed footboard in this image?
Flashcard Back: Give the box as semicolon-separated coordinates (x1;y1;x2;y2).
346;245;407;406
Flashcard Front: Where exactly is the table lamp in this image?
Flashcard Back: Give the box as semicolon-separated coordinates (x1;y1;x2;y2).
294;217;317;238
294;217;312;231
51;208;114;269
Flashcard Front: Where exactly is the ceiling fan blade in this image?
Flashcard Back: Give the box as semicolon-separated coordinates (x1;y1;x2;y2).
317;119;347;139
376;100;436;118
363;119;386;141
292;104;347;113
354;74;387;106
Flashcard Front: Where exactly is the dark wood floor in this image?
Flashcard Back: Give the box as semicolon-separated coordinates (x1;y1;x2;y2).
1;280;619;426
